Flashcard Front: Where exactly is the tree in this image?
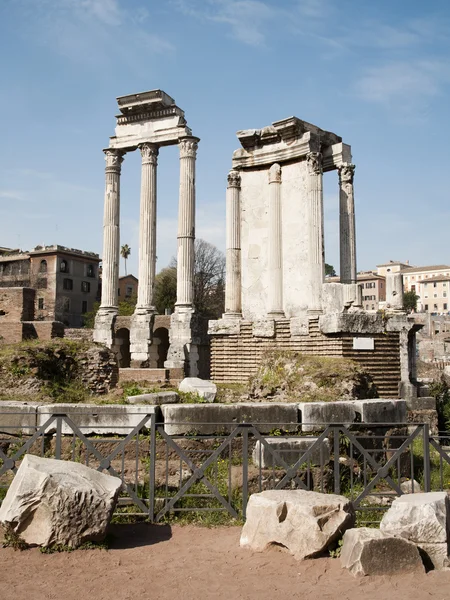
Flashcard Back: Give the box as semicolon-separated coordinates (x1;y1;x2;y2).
154;239;226;318
120;244;131;276
325;263;337;277
403;290;419;313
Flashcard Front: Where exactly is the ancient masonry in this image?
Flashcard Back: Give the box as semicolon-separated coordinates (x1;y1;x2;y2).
94;90;204;376
208;118;420;397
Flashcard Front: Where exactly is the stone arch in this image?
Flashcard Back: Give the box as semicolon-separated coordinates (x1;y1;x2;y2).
115;327;131;368
153;326;170;368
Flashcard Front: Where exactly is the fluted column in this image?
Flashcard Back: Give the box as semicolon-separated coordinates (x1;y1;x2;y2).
225;170;242;317
175;136;199;310
306;152;324;314
267;163;285;317
135;143;158;313
338;163;357;284
100;148;124;310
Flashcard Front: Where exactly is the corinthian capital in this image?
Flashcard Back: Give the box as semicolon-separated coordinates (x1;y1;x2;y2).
338;163;355;185
139;143;158;165
227;170;241;188
179;136;199;159
268;163;282;184
104;149;124;170
306;152;323;175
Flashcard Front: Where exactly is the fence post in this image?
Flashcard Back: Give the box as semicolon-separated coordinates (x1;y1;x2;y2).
55;415;62;460
242;425;249;520
422;423;431;492
149;413;156;521
333;426;341;494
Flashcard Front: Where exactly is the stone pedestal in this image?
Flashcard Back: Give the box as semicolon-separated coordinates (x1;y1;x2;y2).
306;152;324;315
94;149;124;347
130;143;158;364
338;163;357;284
386;272;404;311
267;163;285;318
164;309;199;376
224;170;242;318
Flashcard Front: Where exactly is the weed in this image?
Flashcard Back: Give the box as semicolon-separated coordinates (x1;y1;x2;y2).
2;528;29;551
329;538;344;558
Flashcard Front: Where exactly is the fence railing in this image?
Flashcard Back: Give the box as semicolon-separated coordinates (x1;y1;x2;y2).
1;411;450;524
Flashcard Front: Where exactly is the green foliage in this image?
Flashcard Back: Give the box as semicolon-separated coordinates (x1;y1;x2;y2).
325;263;337;277
2;528;29;551
82;301;100;328
178;390;209;404
329;538;344;558
429;376;450;431
120;244;131;276
154;266;177;315
39;538;110;553
403;290;419;313
118;294;137;316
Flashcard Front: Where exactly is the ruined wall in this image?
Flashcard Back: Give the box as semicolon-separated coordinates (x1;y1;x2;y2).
210;318;401;397
0;288;35;322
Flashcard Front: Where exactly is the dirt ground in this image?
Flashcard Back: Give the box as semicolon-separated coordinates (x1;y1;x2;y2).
1;525;450;600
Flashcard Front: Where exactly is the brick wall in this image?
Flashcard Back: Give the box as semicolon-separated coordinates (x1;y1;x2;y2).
0;287;35;322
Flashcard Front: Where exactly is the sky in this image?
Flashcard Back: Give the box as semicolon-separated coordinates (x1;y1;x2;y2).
1;0;450;277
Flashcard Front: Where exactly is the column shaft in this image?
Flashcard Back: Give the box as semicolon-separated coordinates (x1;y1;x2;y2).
339;163;357;284
306;152;324;314
176;137;199;309
136;143;158;312
225;170;242;316
268;163;284;317
100;149;123;310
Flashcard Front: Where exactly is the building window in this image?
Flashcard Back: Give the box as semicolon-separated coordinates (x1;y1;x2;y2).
39;260;47;273
444;304;448;311
425;304;429;310
434;304;438;310
63;278;73;291
444;292;447;298
126;285;133;297
118;288;120;296
60;260;69;273
434;282;437;288
81;281;91;293
411;285;416;292
434;294;437;298
371;305;375;310
38;298;44;310
87;264;95;278
82;300;88;313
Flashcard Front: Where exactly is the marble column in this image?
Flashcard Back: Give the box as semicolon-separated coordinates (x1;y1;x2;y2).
224;170;242;317
338;163;357;284
175;136;199;310
267;163;285;318
136;143;158;313
306;152;324;314
93;148;124;346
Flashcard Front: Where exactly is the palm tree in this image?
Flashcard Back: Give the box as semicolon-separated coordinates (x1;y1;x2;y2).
120;244;131;276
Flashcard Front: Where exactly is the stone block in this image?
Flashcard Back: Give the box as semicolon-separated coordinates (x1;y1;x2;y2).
240;490;355;560
252;437;330;468
161;403;299;435
400;479;422;494
419;542;450;570
380;492;450;544
340;527;424;577
252;319;275;338
119;368;169;383
208;318;241;335
178;377;217;402
354;399;407;424
0;401;38;435
0;455;121;548
37;404;158;435
406;396;436;411
290;317;309;337
127;391;179;405
298;401;357;433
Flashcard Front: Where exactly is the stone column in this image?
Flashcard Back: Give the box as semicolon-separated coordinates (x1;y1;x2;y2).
136;143;158;313
130;143;159;366
306;152;324;314
93;148;124;347
267;163;285;318
338;163;357;284
175;136;199;310
224;170;242;317
165;136;200;375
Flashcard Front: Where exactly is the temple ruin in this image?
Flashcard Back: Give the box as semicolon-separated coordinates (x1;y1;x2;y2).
94;90;203;376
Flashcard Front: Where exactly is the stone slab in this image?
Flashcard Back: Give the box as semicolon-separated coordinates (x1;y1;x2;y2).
340;527;424;577
127;391;179;405
161;403;299;435
178;378;217;402
37;404;159;435
252;437;330;468
119;368;169;383
0;401;38;435
354;399;407;423
298;401;357;432
406;396;436;411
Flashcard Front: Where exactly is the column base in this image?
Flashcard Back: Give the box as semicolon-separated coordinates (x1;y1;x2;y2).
130;311;155;367
93;308;117;348
267;310;286;320
165;308;199;376
223;311;242;320
307;308;323;317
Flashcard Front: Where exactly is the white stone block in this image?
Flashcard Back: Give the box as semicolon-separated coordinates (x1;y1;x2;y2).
252;437;330;468
127;391;179;405
354;399;407;423
178;377;217;402
0;401;38;435
299;401;357;432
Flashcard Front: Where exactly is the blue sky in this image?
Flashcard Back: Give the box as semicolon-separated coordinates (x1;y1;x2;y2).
1;0;450;277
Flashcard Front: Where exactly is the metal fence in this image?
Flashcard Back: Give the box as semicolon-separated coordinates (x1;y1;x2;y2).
1;411;450;524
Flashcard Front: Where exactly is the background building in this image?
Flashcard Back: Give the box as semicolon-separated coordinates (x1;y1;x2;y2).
0;245;100;327
357;271;386;311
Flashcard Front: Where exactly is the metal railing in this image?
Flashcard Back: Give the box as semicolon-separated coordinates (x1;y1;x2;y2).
1;411;450;523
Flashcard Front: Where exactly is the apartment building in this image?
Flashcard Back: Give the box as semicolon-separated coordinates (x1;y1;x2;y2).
357;272;386;311
0;245;101;327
